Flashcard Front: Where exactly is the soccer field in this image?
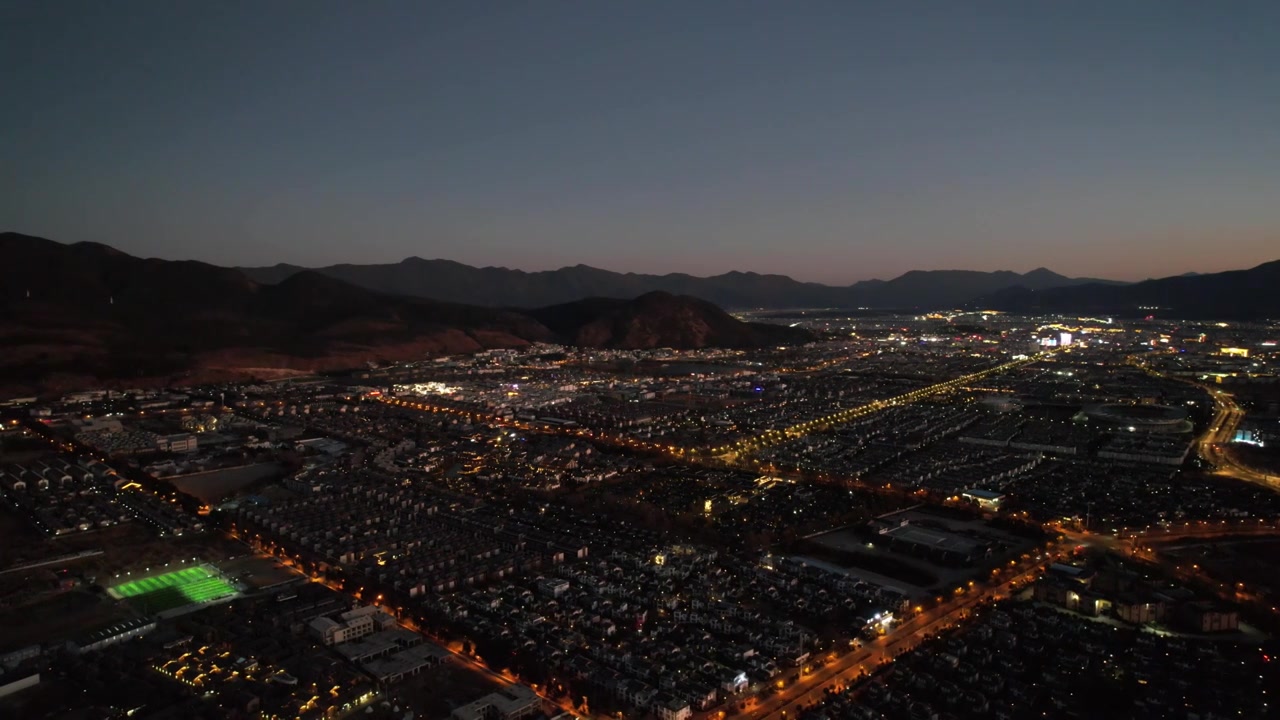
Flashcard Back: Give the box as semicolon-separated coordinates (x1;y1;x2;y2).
110;566;237;613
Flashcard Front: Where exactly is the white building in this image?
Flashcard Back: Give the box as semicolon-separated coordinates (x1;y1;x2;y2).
72;617;157;654
309;605;397;646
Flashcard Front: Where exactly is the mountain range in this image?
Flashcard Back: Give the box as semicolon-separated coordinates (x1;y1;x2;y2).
5;231;1278;394
0;233;811;394
239;258;1120;310
976;259;1280;319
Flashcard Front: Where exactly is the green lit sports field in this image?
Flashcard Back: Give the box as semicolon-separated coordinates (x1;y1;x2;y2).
109;566;236;614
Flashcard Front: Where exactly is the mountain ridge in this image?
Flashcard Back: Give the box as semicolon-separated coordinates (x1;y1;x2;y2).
974;259;1280;319
238;257;1122;309
0;233;812;395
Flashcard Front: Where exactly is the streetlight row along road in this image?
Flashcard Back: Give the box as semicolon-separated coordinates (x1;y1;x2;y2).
745;543;1064;720
704;351;1056;461
379;351;1056;466
1131;355;1278;491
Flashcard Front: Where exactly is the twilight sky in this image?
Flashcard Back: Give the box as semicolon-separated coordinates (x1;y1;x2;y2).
3;1;1279;284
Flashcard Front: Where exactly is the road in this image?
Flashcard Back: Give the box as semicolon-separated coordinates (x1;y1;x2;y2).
1121;518;1280;541
1199;387;1278;489
1131;357;1279;491
379;351;1058;466
230;530;586;719
705;351;1056;461
374;374;1067;720
370;353;1069;720
83;349;1270;720
746;545;1061;720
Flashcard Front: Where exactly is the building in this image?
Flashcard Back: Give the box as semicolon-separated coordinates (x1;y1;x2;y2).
655;694;693;720
0;673;40;700
0;645;42;671
875;519;991;565
451;685;541;720
1113;597;1165;625
537;578;570;598
1180;602;1239;633
359;641;454;685
309;605;397;646
70;617;157;654
1033;564;1111;616
158;433;199;453
961;488;1006;510
1081;403;1192;434
1034;579;1110;616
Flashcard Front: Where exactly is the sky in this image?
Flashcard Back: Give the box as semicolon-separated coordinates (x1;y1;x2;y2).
3;1;1279;284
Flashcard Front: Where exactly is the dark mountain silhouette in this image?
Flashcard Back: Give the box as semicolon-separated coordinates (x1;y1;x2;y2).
852;267;1118;308
976;260;1280;319
238;258;1118;310
529;292;814;350
0;233;811;393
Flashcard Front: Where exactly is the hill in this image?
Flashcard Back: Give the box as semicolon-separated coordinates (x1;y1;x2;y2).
0;233;555;393
529;292;814;350
238;258;1117;310
0;233;811;394
976;260;1280;319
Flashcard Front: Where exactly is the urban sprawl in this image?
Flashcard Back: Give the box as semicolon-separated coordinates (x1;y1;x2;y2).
2;311;1279;720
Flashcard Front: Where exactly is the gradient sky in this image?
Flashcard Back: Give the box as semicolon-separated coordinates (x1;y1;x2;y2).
3;1;1279;283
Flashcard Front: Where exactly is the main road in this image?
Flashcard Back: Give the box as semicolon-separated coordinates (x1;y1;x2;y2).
700;350;1056;462
1131;356;1278;491
745;542;1064;720
1199;386;1277;489
373;350;1065;719
378;350;1055;465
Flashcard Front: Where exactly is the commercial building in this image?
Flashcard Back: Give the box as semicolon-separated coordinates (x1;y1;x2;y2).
961;488;1006;510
